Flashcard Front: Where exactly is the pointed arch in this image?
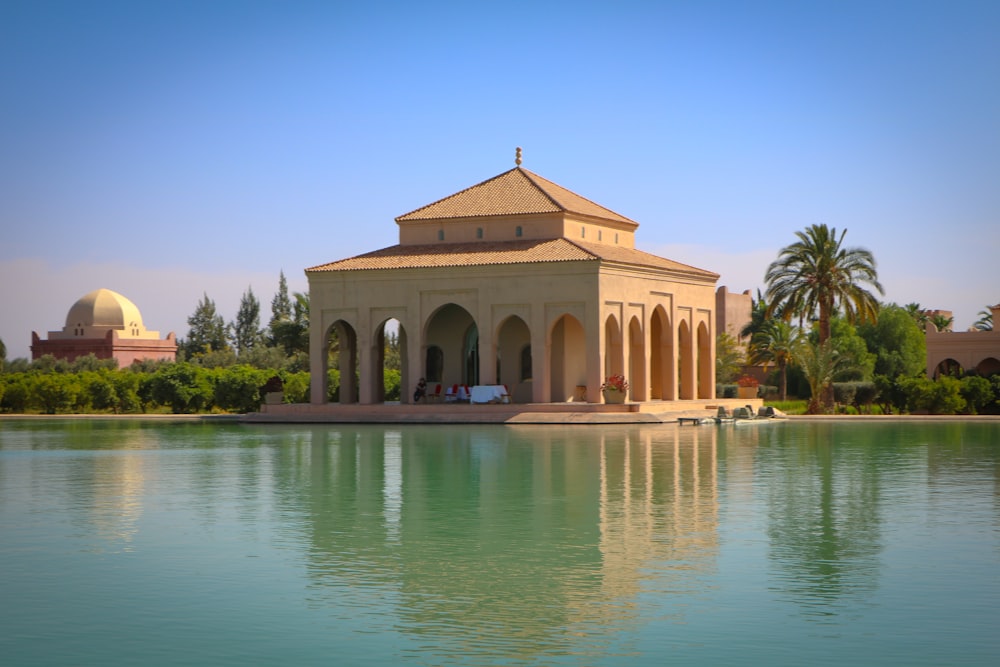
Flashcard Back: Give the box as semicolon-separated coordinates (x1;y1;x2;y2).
604;314;623;379
423;303;479;388
697;321;712;399
975;357;1000;376
496;315;531;403
549;313;586;402
678;319;694;400
323;319;358;404
933;358;963;379
650;306;674;400
372;318;407;403
628;315;646;401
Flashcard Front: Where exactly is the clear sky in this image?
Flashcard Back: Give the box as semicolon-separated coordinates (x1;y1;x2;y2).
2;0;998;360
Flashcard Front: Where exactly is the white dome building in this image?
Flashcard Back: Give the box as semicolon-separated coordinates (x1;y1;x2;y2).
32;288;177;365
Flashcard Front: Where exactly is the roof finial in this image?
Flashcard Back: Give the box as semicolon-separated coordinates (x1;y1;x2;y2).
515;146;522;166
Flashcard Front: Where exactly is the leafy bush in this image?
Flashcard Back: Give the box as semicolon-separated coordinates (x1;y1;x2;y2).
717;384;737;399
960;375;994;415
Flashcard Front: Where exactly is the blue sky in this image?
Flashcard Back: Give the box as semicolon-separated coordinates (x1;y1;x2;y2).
2;0;998;360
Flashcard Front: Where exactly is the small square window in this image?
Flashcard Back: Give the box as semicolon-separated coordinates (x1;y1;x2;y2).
438;230;444;241
515;226;523;237
477;228;483;239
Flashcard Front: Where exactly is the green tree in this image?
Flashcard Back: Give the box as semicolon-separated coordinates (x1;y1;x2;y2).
904;302;929;332
715;332;745;384
269;270;292;335
182;293;228;357
272;291;309;356
900;376;965;414
794;339;856;414
960;375;994;415
739;290;769;341
825;317;875;382
0;337;6;372
765;224;884;345
749;319;801;401
214;365;268;413
33;374;80;414
857;303;926;379
148;362;214;413
230;286;263;356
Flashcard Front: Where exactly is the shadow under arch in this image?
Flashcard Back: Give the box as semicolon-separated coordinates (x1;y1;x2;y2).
678;319;694;400
604;314;623;380
496;314;531;403
423;303;479;388
975;357;1000;376
697;320;712;399
549;313;586;402
933;358;963;379
628;315;646;401
650;305;674;400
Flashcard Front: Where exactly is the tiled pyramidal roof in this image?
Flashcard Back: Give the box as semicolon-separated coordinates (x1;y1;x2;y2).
395;167;637;225
308;164;717;279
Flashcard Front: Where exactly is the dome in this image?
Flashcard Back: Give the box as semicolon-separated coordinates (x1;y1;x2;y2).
65;288;145;331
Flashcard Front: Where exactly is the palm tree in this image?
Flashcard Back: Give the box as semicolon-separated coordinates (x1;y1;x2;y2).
748;320;801;401
794;339;855;414
765;224;884;344
904;302;929;332
739;289;769;343
929;313;953;332
974;306;994;332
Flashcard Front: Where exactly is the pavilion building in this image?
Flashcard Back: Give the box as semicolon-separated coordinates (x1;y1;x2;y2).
306;154;720;405
32;288;177;366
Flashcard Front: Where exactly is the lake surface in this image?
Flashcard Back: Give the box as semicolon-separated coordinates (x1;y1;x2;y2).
1;418;998;666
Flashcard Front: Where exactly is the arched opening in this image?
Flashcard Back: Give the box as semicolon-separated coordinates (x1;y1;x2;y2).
325;320;358;404
604;315;623;379
678;319;694;400
496;315;531;403
933;358;963;379
650;306;674;400
628;315;646;401
423;303;478;389
697;321;712;399
373;318;405;403
549;314;586;402
975;357;1000;376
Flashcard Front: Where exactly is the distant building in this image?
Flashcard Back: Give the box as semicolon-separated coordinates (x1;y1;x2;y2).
716;286;753;345
925;304;1000;377
32;288;177;366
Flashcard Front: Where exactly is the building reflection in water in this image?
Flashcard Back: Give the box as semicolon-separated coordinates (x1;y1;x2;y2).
285;425;721;661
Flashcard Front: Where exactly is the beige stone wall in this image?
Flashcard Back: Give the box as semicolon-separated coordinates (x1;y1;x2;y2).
926;305;1000;376
308;259;716;405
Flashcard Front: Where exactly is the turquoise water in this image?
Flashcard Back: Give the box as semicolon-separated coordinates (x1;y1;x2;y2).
1;419;998;666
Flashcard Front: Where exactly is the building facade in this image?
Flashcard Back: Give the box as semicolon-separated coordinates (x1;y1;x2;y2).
307;161;719;405
925;304;1000;377
32;288;177;365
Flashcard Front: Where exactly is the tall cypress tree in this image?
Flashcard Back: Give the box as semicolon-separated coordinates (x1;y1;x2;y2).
183;293;228;356
231;286;262;356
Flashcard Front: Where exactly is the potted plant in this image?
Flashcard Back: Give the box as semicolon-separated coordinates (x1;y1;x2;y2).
737;374;759;399
601;374;629;404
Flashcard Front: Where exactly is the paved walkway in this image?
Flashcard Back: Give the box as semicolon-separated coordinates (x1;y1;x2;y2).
243;398;764;425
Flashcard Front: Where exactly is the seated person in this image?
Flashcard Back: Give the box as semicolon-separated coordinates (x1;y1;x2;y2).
413;378;428;402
